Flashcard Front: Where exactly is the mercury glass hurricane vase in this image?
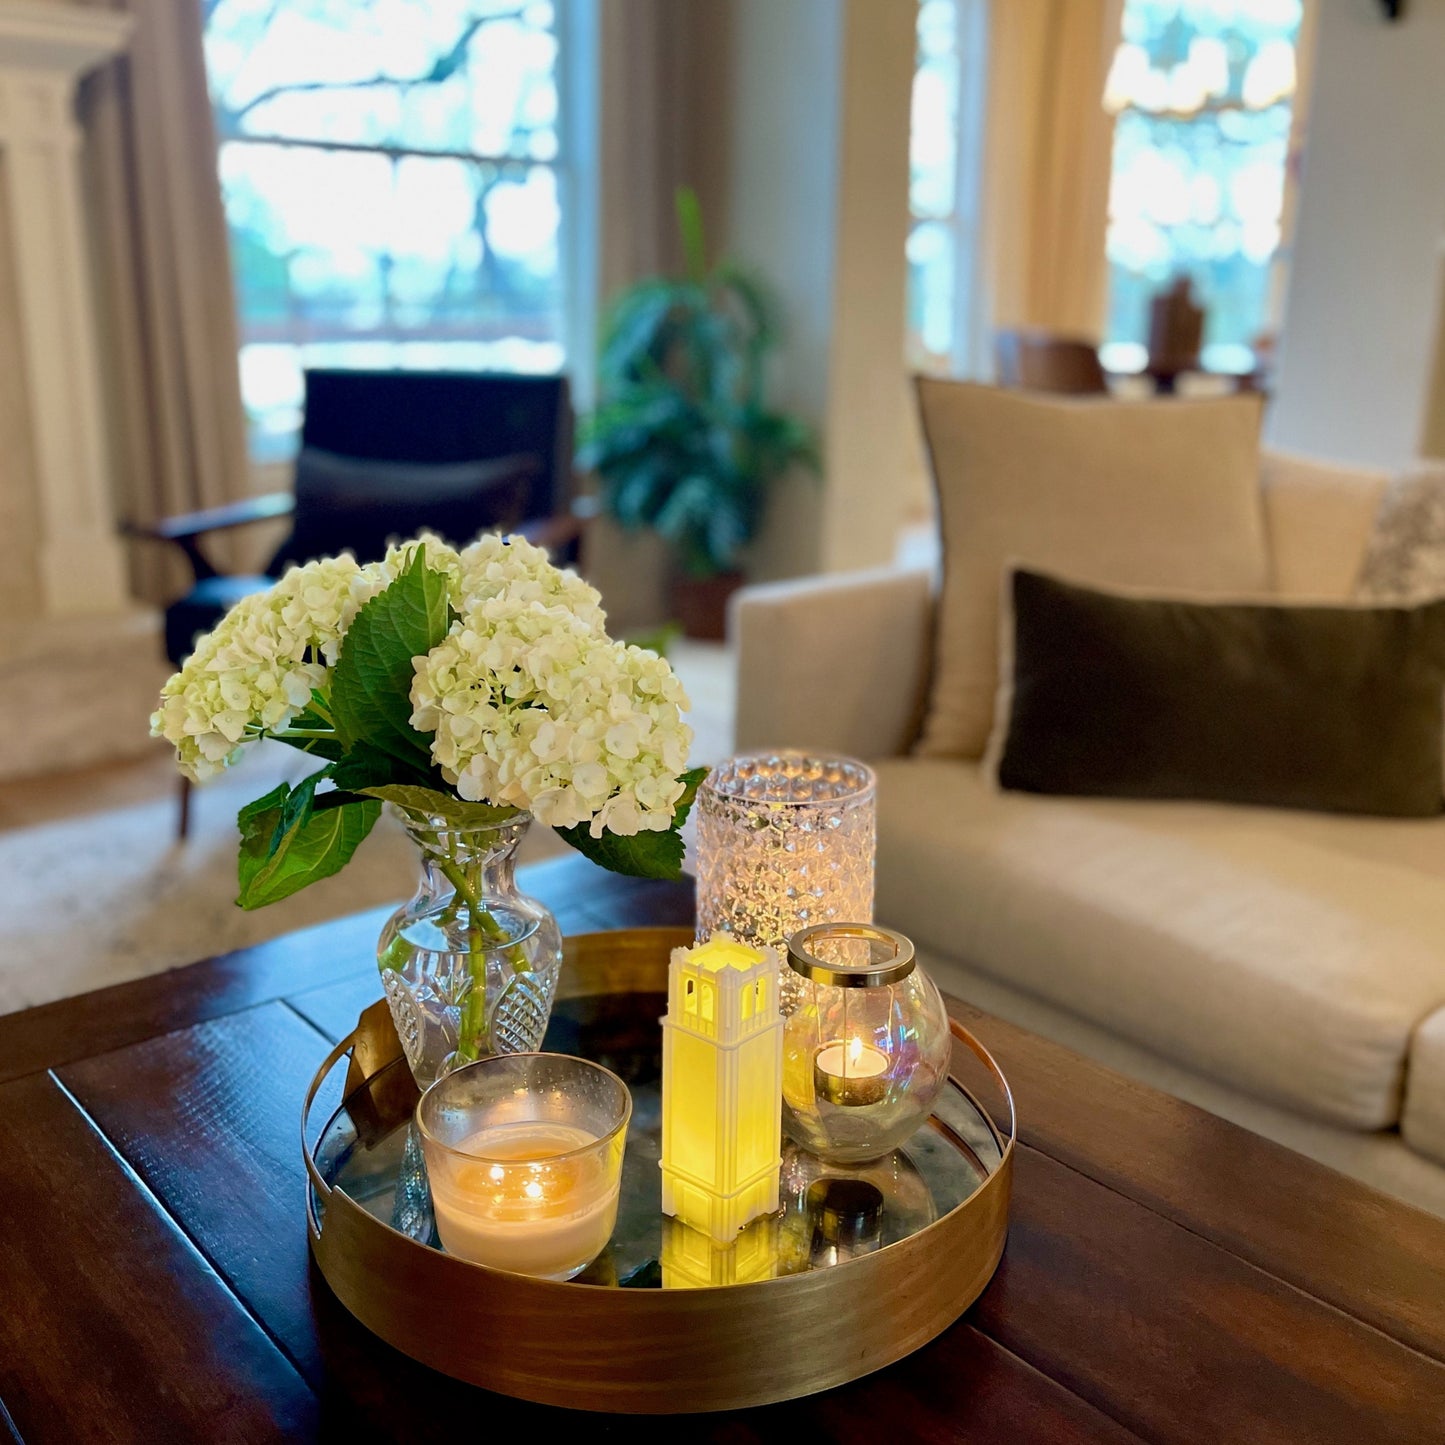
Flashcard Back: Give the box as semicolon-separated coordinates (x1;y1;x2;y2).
695;752;877;968
378;809;563;1089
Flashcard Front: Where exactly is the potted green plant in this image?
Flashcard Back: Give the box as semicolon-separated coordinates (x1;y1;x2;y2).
580;190;819;639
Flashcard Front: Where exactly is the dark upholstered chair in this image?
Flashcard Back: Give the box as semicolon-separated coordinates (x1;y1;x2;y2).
994;330;1110;395
133;369;594;836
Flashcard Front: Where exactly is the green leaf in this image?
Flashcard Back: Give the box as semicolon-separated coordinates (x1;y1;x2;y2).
671;766;710;828
328;741;435;793
555;822;687;881
330;546;450;767
237;783;380;909
237;782;290;857
552;767;708;882
675;186;707;284
357;785;521;828
273;707;349;762
279;768;326;836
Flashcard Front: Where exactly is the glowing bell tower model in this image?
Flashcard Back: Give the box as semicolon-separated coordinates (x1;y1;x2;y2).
661;934;784;1243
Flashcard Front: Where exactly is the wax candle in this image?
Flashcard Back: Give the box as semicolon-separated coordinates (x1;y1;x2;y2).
428;1120;621;1280
813;1036;889;1107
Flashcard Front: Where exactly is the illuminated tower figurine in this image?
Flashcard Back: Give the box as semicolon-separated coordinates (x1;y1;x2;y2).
660;934;784;1244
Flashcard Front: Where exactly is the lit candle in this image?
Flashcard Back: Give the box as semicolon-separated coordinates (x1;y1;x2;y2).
428;1120;621;1280
813;1036;889;1107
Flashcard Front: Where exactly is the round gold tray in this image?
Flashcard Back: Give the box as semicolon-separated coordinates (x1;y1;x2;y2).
303;927;1014;1414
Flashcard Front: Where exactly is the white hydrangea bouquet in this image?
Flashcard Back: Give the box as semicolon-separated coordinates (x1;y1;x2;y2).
152;532;702;1075
152;532;702;901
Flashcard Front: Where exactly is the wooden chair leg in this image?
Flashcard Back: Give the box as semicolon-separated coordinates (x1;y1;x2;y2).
177;773;192;841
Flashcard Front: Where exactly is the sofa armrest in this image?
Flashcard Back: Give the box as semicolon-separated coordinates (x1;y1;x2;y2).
731;566;934;760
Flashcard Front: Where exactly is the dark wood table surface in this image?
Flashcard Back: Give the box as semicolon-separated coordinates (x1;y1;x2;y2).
3;853;1444;1444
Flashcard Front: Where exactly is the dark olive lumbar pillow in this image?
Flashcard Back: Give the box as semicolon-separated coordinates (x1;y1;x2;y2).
994;568;1445;817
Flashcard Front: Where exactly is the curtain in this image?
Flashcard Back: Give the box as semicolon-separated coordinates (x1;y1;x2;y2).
84;0;250;604
588;0;725;627
596;0;719;299
980;0;1124;342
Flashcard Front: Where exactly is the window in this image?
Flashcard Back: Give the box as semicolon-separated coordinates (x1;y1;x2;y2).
1103;0;1305;374
202;0;583;458
905;0;987;376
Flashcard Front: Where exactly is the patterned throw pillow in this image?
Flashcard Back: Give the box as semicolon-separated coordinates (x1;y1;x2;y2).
1357;464;1445;603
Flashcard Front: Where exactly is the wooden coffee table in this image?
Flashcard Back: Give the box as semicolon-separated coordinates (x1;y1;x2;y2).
2;853;1443;1442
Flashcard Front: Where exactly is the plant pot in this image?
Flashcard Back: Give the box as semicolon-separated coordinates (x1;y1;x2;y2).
670;570;744;641
377;808;564;1088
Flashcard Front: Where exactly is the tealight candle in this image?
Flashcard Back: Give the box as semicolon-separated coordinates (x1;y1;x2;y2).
416;1053;631;1281
814;1036;889;1107
782;923;951;1162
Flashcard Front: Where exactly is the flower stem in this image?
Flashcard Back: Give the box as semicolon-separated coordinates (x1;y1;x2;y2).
435;850;530;1065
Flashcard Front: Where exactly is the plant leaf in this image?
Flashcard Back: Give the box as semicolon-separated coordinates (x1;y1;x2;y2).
237;782;290;859
675;186;708;284
357;785;521;828
671;766;710;828
330;546;450;767
328;741;435;793
237;782;380;909
555;822;687;881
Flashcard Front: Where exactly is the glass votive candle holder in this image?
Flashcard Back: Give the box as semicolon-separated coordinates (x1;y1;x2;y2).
781;923;951;1163
695;752;876;959
416;1053;631;1281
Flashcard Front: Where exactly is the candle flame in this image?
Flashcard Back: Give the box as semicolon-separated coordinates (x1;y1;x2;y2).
847;1035;863;1068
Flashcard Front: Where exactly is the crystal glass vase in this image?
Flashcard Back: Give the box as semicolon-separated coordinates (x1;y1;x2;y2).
378;810;564;1089
695;752;877;956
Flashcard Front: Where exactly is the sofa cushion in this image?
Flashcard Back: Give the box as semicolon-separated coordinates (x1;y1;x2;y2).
1260;449;1389;600
1403;1010;1445;1168
914;382;1268;759
874;758;1445;1130
992;568;1445;817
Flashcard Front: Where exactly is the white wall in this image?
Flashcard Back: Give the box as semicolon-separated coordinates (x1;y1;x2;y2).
1269;0;1445;469
717;0;843;581
716;0;918;582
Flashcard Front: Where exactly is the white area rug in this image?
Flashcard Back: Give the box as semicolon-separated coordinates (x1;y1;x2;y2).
0;741;565;1016
0;642;734;1015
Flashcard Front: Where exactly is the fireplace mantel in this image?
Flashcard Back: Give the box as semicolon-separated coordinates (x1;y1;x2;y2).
0;2;131;76
0;3;168;785
0;0;133;620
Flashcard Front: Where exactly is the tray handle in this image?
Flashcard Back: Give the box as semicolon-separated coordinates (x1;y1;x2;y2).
301;1030;356;1231
948;1017;1017;1155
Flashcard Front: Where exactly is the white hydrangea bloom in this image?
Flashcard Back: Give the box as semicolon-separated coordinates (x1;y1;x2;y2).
411;600;693;838
455;532;607;635
149;552;389;780
152;531;692;845
381;532;463;598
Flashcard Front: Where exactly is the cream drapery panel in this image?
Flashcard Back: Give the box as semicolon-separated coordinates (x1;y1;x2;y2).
980;0;1124;341
596;0;722;299
84;0;249;604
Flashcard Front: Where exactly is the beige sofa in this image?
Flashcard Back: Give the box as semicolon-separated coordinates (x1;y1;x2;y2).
733;451;1445;1218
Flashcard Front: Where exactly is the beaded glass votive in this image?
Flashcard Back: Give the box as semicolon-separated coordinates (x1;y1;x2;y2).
695;753;876;959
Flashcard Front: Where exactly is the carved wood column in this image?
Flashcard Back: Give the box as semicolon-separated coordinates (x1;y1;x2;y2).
0;2;132;617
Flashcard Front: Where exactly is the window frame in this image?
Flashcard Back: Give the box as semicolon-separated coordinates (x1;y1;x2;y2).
205;0;595;456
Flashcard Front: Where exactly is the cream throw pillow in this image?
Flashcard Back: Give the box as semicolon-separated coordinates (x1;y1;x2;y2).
914;380;1269;759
